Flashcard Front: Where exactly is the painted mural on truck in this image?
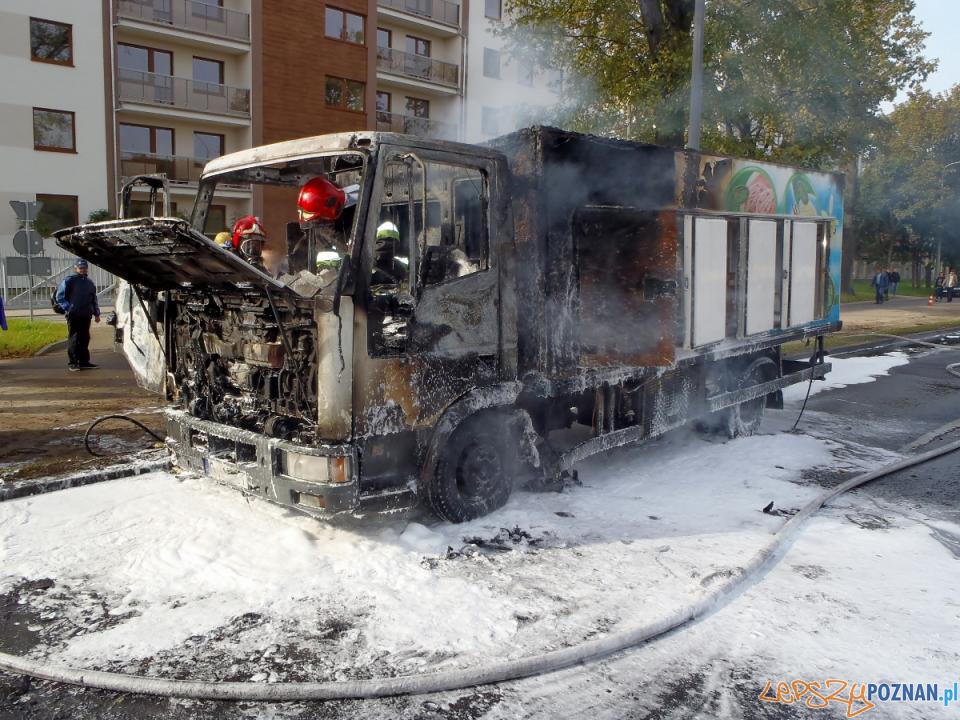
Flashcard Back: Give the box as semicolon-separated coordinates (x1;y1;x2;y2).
688;156;844;324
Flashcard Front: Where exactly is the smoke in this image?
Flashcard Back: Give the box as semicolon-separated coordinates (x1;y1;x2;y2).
462;16;599;143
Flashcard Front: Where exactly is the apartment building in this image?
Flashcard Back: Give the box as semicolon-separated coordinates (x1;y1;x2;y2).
0;0;111;259
462;0;560;142
0;0;559;260
110;0;256;232
374;0;463;141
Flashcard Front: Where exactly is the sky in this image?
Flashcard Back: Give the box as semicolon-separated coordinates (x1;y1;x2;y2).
899;0;960;102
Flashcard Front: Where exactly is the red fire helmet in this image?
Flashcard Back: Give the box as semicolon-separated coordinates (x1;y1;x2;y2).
298;177;345;223
231;215;266;248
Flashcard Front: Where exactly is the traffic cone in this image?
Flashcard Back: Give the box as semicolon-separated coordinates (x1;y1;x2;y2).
929;295;935;305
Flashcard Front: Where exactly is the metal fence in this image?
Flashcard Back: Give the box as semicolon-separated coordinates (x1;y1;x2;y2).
2;257;116;312
116;0;251;42
378;0;460;27
376;111;458;140
119;152;250;191
117;69;251;117
376;48;459;89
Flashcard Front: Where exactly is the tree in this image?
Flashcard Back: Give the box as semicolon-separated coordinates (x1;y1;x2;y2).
504;0;934;289
856;87;960;284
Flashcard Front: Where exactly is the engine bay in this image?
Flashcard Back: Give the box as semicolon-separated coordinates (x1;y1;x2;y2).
169;290;320;442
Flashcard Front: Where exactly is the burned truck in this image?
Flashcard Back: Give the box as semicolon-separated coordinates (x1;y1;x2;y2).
56;127;843;522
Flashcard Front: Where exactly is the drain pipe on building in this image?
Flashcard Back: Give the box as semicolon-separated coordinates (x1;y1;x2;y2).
1;434;958;702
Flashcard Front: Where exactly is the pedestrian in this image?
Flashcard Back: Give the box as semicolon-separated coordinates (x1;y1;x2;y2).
948;268;958;303
935;272;945;302
889;269;900;296
871;265;889;304
55;259;101;371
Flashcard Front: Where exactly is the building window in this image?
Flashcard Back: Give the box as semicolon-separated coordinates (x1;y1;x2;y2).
30;18;73;66
376;91;391;117
325;7;365;44
325;76;365;112
481;106;499;136
33;108;76;152
483;48;500;78
119;123;174;155
193;56;224;87
118;43;172;74
406;36;431;57
484;0;502;20
194;132;224;161
406;97;430;118
517;60;534;87
377;27;391;49
205;204;227;235
36;194;79;233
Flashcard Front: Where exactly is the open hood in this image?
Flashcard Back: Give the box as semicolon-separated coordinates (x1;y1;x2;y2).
55;218;287;291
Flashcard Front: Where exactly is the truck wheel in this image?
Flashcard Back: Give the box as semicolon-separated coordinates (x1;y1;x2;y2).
429;413;515;523
724;357;777;438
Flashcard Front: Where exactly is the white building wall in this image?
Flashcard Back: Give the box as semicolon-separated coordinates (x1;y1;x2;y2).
0;0;109;260
462;2;560;142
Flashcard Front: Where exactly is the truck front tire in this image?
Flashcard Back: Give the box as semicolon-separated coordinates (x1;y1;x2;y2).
429;412;515;522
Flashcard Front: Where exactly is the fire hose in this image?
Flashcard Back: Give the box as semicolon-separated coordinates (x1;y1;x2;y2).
1;432;958;701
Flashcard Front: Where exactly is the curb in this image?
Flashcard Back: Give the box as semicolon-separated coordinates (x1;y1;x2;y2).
34;339;68;357
0;454;171;503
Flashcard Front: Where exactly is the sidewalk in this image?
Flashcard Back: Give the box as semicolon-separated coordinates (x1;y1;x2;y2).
0;324;163;484
840;294;960;333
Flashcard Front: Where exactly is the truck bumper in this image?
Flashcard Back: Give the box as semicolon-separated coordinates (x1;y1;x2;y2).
165;409;359;518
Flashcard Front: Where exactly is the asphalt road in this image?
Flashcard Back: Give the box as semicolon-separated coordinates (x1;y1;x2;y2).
0;343;958;719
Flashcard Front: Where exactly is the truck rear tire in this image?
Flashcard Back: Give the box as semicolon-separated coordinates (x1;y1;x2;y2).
429;412;515;522
724;356;777;438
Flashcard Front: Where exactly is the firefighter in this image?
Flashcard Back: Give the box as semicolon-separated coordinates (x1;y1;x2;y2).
289;176;347;274
371;220;408;286
214;231;233;250
231;215;267;269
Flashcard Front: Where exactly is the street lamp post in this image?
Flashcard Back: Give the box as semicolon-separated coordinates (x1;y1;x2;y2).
937;161;960;275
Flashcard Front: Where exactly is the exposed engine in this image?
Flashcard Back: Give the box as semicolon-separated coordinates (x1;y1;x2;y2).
170;290;318;442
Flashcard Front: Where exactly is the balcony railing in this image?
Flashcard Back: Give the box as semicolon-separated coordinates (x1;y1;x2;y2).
118;69;250;117
116;0;251;42
377;0;459;28
376;48;459;89
376;111;457;140
120;152;250;189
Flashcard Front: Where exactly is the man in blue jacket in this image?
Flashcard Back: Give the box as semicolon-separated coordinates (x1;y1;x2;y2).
56;259;101;371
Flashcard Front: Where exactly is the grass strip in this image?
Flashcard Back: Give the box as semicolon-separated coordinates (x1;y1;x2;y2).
783;320;960;357
0;319;68;359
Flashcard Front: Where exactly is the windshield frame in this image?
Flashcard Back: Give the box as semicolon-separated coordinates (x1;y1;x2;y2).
190;149;372;263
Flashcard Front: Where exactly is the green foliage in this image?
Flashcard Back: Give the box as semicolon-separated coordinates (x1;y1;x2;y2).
505;0;933;168
0;320;68;359
87;209;114;223
856;87;960;266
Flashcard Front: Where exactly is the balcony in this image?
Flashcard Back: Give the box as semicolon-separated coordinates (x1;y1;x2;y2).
115;0;250;44
117;69;250;120
377;0;459;31
376;111;457;141
120;152;250;190
376;48;459;92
